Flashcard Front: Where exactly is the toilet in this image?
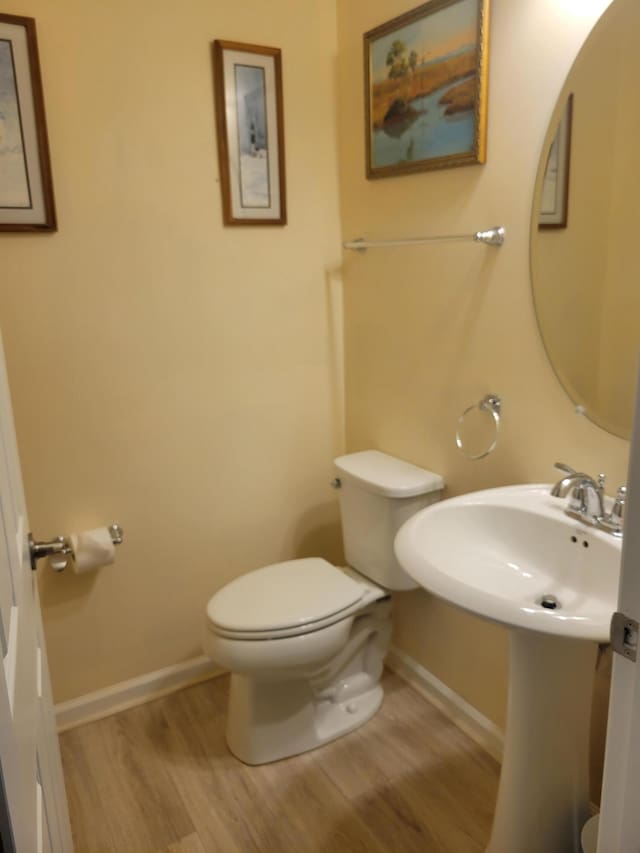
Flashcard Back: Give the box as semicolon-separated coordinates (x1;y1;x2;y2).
203;450;443;765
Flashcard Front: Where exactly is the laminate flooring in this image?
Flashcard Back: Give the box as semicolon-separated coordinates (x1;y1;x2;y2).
60;670;500;852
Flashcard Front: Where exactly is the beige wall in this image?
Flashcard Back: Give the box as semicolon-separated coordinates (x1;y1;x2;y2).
0;0;344;701
336;0;624;734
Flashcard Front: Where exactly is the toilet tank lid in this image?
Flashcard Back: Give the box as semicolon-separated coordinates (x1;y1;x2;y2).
334;450;443;498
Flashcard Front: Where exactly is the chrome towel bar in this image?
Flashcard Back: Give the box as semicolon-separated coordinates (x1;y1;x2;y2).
343;226;505;252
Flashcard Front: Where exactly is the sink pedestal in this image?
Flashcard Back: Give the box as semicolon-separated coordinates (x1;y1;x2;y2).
488;630;597;853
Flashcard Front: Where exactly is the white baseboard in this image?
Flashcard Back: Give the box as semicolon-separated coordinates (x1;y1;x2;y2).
386;645;504;762
55;655;224;732
55;645;504;759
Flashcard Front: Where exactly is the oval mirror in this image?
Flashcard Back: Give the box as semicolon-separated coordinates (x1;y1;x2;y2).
530;0;640;439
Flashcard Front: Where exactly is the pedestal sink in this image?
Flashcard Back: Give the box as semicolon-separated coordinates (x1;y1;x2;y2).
394;484;621;853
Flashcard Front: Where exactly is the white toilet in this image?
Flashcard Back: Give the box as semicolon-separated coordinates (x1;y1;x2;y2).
203;450;443;765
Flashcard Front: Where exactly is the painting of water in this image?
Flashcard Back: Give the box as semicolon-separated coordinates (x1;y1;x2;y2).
0;38;30;208
364;0;490;178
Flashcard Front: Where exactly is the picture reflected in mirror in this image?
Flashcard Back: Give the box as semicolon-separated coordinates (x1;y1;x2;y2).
539;95;572;229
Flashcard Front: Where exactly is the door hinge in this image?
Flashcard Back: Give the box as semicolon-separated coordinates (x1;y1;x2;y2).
611;611;639;662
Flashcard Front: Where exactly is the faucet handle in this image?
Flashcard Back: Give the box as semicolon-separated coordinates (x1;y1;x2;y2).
611;485;627;525
552;462;590;483
597;473;606;490
554;462;577;475
597;484;626;536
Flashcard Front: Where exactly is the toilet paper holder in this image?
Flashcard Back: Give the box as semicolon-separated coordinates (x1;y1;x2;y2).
29;523;124;572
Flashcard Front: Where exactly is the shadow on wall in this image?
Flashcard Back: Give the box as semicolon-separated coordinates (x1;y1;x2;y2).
437;245;503;398
37;562;98;612
590;645;611;804
325;266;346;456
292;501;344;567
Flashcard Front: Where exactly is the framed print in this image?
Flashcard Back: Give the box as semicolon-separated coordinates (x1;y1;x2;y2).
539;94;573;229
364;0;490;179
213;40;286;226
0;13;56;231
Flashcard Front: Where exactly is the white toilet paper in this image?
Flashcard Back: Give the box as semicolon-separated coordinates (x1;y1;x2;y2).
70;527;116;574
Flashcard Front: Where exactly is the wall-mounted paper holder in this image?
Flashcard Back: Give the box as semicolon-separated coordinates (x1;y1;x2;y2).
29;523;124;572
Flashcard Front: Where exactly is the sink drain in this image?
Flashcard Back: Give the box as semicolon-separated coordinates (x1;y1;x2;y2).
539;594;560;610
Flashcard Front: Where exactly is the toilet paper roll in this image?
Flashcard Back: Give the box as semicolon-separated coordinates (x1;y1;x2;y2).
70;527;116;574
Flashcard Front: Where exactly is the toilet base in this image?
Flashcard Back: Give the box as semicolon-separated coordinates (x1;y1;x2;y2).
225;606;391;764
227;674;383;765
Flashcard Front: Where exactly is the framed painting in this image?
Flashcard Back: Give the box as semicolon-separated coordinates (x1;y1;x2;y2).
212;40;286;226
0;13;56;231
539;94;573;229
364;0;490;179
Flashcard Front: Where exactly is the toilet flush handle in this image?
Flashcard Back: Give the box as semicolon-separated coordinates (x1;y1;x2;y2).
330;478;342;489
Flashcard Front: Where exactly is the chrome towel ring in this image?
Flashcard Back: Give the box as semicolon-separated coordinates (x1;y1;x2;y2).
456;394;502;460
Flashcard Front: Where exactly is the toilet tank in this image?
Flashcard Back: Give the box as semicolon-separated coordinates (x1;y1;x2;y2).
334;450;443;591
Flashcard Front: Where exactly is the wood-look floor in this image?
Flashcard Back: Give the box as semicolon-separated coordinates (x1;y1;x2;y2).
60;671;500;852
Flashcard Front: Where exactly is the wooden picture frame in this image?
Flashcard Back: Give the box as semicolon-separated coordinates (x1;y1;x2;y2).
0;13;56;231
364;0;490;179
539;94;573;229
212;40;286;226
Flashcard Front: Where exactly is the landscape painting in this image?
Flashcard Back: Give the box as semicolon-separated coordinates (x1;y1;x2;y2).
364;0;490;178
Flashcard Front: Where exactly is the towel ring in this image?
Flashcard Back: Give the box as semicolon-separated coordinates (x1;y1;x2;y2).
456;394;502;460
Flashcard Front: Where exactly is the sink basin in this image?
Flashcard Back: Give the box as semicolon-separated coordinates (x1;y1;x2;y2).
394;483;621;641
394;484;623;853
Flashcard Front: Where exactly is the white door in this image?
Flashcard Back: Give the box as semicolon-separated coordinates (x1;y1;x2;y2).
598;366;640;851
0;329;73;853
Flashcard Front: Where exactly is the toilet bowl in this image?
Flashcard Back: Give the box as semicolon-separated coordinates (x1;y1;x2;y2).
203;450;443;765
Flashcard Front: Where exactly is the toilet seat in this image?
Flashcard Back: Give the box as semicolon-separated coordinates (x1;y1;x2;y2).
206;558;387;640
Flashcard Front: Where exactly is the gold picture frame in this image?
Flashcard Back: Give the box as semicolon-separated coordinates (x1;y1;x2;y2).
212;40;286;226
364;0;490;179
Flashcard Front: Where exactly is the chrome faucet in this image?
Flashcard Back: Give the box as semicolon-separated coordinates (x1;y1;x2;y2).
551;463;606;522
551;462;625;537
